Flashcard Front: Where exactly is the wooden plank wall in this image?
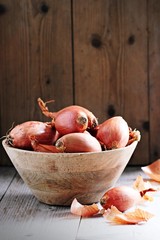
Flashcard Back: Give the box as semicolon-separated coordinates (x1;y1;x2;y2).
0;0;73;165
0;0;159;166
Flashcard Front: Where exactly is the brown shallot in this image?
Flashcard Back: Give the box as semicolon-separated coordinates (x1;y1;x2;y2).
100;186;142;212
37;98;98;135
96;116;129;150
55;132;102;153
6;121;57;150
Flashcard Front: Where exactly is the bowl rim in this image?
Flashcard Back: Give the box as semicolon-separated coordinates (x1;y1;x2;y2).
2;139;138;156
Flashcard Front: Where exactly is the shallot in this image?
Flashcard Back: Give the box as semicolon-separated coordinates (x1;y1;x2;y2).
100;186;141;212
55;132;102;153
96;116;129;149
37;98;98;135
6;121;56;150
54;109;89;135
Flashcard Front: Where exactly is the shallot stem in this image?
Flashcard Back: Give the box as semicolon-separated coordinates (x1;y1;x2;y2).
37;98;56;120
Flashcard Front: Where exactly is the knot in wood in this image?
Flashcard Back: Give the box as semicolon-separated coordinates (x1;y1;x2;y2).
142;121;149;132
107;105;116;117
91;34;102;48
0;4;6;15
40;4;49;13
128;35;135;45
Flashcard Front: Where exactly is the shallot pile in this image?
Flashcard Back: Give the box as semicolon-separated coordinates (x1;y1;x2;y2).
6;98;141;153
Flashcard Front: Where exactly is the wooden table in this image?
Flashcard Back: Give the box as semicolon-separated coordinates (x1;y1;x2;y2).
0;166;160;240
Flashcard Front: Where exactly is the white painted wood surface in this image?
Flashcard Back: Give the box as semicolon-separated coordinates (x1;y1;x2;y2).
1;166;160;240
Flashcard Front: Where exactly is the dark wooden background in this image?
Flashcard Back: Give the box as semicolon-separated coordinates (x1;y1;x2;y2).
0;0;160;166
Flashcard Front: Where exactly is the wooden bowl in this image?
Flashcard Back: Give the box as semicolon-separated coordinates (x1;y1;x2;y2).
2;139;138;206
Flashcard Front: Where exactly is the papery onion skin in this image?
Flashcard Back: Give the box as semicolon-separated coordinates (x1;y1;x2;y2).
103;206;154;225
30;136;61;153
71;198;99;217
96;116;129;149
127;128;141;146
100;186;141;212
55;132;102;153
141;159;160;182
7;121;57;150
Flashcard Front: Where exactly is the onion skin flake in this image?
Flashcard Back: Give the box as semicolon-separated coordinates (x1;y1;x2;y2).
70;198;99;217
141;159;160;182
103;206;154;225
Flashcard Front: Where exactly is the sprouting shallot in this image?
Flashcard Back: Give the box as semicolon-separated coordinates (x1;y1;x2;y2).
6;121;56;150
100;186;142;212
55;132;102;153
37;98;98;134
96;116;129;149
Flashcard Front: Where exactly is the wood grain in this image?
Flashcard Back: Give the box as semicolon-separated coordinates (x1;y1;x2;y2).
122;0;149;165
2;139;138;205
1;166;160;240
73;0;149;165
0;0;160;166
0;0;73;165
0;167;16;200
0;168;80;240
148;0;160;162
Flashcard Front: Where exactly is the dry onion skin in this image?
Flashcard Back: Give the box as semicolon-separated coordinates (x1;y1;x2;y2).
133;175;156;201
127;128;141;145
70;198;99;217
70;198;154;225
133;175;153;192
103;206;154;225
30;136;62;153
141;159;160;182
